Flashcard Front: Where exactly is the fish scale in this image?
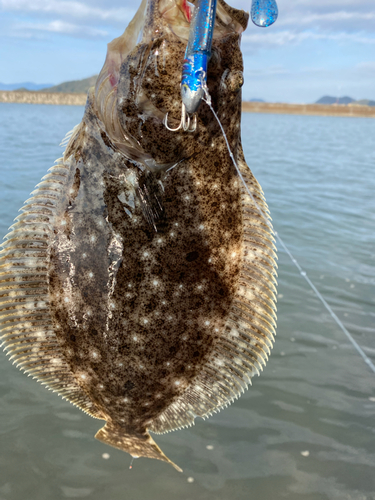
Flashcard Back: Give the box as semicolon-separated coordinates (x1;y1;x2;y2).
0;0;277;472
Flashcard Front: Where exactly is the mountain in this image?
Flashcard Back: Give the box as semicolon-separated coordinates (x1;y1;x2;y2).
43;75;98;94
353;99;375;107
316;96;354;105
0;82;53;91
249;98;265;102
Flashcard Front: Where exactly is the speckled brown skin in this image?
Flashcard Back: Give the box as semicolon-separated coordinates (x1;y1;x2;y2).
49;8;246;464
0;0;277;472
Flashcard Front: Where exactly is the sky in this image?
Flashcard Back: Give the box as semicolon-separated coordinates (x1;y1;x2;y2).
0;0;374;103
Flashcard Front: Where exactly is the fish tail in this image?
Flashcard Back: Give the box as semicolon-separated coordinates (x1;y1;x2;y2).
95;422;182;472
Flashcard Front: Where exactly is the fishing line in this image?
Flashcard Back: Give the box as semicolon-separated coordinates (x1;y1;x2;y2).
201;90;375;376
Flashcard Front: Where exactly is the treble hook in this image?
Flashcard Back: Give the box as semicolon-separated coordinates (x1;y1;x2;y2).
163;103;197;133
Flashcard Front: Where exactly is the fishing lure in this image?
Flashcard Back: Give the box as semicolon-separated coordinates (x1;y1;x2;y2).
164;0;217;131
250;0;278;28
164;0;278;133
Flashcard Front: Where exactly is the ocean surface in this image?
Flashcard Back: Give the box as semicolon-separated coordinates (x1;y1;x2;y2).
0;103;374;500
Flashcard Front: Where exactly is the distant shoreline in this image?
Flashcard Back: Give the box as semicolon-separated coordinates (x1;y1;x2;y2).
242;101;375;118
1;90;375;118
0;90;87;106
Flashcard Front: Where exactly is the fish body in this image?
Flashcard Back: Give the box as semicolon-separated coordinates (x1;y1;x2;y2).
0;0;277;471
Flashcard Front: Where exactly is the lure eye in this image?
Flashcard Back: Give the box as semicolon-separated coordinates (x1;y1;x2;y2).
194;70;205;83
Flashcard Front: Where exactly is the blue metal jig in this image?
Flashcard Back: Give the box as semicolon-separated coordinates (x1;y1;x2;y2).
164;0;217;132
181;0;217;114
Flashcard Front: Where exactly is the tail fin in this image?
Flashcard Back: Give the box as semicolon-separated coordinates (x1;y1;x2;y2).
95;422;182;472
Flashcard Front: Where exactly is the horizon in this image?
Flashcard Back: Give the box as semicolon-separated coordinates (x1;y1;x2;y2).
1;0;374;103
1;79;373;106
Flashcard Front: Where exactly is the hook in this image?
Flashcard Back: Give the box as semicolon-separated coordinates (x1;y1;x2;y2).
164;103;197;133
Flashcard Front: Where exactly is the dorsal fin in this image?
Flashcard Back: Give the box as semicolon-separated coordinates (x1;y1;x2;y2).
149;146;277;434
0;158;102;420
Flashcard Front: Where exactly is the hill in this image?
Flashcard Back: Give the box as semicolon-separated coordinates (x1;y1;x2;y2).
353;99;375;107
316;96;354;105
43;75;98;94
0;82;53;91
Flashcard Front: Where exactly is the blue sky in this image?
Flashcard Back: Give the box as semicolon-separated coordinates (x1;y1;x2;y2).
0;0;374;102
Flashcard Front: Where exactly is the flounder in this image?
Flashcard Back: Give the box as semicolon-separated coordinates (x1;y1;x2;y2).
0;0;277;471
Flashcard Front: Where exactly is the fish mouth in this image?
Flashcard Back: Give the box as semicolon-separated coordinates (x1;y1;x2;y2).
93;0;248;167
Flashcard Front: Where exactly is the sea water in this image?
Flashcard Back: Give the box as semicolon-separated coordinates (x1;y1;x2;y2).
0;103;374;500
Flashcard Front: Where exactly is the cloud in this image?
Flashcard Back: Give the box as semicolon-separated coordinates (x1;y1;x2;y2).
355;61;375;73
278;10;375;25
14;20;108;38
236;0;375;34
2;0;375;38
242;30;375;49
0;0;135;24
